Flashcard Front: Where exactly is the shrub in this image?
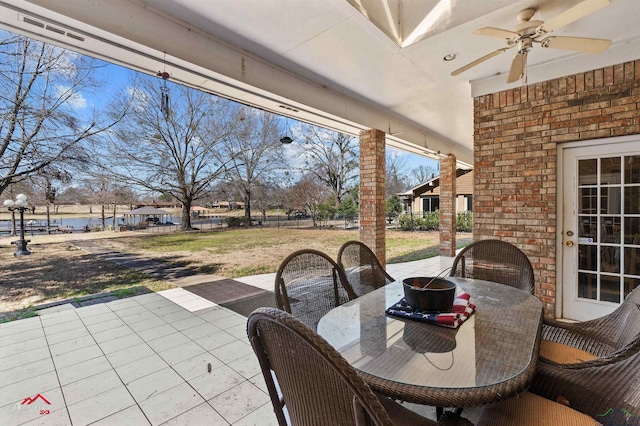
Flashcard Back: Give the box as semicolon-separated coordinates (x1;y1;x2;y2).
226;216;248;227
398;210;472;232
456;211;473;232
398;214;413;231
417;211;440;231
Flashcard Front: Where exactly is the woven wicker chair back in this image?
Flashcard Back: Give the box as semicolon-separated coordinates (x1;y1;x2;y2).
568;284;640;352
274;249;356;330
247;308;395;426
532;333;640;419
337;241;395;296
450;239;535;294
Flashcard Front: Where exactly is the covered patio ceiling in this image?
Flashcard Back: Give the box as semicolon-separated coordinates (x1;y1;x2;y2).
1;0;638;167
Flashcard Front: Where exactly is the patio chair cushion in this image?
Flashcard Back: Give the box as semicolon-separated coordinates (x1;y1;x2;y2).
477;392;601;426
539;339;598;364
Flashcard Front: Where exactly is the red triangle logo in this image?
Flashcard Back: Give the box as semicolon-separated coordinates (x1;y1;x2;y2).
21;394;50;405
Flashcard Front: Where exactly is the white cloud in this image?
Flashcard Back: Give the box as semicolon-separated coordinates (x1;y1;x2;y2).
56;85;87;109
127;86;150;112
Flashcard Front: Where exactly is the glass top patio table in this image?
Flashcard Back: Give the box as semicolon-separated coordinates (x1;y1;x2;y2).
317;277;543;407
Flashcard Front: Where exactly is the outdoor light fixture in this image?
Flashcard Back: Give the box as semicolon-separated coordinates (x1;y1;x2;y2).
280;136;293;144
4;194;31;256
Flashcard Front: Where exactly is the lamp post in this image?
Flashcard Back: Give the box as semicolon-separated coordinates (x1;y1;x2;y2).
4;194;31;256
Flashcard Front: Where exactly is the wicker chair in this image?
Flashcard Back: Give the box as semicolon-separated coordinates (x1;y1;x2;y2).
449;239;535;294
275;249;357;330
531;334;640;421
247;308;472;426
337;240;395;296
528;285;640;419
541;284;640;358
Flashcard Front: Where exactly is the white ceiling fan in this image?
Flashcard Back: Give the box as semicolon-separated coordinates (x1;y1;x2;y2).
451;0;612;83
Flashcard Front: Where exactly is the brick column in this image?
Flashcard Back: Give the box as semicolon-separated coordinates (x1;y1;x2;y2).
440;154;456;257
359;129;386;266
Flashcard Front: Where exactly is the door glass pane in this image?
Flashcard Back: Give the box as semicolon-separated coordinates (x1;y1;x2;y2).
601;216;621;243
625;155;640;183
601;246;620;273
600;157;621;184
579;188;597;214
624;277;640;298
600;187;621;214
579;245;596;270
626;218;640;243
600;275;621;303
570;147;640;317
579;217;597;241
624;247;640;275
578;273;597;299
578;159;597;185
625;187;640;214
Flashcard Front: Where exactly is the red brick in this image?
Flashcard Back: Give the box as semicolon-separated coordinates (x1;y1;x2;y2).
472;58;639;318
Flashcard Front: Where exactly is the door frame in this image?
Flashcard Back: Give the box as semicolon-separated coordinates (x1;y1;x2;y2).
556;134;639;319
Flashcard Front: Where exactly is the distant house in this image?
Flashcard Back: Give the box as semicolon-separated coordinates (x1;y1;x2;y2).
209;201;243;210
190;206;210;217
398;170;473;215
135;201;181;209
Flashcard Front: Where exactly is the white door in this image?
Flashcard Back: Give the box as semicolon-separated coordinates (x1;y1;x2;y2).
562;140;640;320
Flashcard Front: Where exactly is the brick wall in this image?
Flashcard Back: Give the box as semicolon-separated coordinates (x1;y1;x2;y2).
474;59;640;317
360;129;387;266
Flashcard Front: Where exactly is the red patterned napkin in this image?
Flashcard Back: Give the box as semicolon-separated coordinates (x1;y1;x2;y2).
385;292;476;328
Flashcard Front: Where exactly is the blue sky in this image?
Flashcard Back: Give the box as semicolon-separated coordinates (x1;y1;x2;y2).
77;51;440;180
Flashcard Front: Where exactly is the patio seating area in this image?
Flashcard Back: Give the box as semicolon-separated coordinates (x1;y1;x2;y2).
0;256;460;426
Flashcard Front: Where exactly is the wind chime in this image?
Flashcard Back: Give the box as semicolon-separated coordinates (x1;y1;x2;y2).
157;53;171;119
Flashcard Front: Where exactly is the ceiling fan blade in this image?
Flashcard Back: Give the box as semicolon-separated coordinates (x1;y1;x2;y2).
451;47;511;76
473;27;519;39
537;0;610;33
541;36;611;53
507;53;527;83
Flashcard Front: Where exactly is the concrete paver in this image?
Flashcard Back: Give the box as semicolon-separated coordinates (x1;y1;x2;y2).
1;241;472;425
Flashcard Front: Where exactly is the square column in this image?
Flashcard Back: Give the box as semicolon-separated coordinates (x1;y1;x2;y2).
359;129;386;266
440;154;457;257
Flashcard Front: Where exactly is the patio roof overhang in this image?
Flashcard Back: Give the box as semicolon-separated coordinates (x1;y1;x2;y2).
2;0;639;169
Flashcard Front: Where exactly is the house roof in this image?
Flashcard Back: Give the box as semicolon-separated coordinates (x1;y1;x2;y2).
123;206;171;216
399;170;473;198
429;171;474;197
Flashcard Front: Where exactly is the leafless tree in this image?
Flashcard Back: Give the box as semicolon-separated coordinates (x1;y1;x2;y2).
30;167;72;233
0;33;124;198
386;152;411;198
410;164;439;186
82;175;136;229
101;75;239;229
299;126;358;206
288;173;330;227
215;106;282;223
252;179;279;224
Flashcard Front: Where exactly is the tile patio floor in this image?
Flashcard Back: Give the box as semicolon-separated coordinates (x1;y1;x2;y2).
0;256;460;425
